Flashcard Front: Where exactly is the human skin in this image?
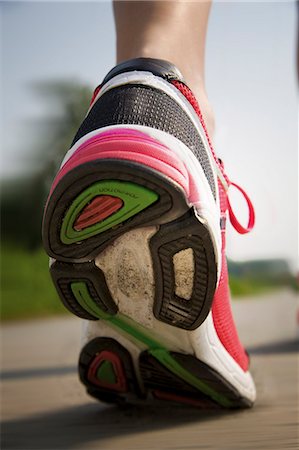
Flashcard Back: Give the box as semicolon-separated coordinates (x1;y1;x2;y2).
113;0;215;137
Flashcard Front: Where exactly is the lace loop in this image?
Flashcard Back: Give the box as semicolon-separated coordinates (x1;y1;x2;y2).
227;182;255;234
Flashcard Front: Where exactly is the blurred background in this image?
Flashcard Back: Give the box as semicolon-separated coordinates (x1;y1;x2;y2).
1;3;298;449
1;1;297;321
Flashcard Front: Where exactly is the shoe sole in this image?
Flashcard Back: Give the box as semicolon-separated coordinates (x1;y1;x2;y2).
42;128;251;408
78;336;252;408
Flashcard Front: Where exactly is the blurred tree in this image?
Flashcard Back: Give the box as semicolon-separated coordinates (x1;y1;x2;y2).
1;80;93;249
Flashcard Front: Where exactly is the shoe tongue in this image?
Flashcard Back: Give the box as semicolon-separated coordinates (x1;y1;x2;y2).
102;57;185;85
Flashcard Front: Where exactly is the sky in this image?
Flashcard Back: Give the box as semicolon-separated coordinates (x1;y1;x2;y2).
1;1;298;268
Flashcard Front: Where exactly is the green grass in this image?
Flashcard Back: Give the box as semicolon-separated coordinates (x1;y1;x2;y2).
0;244;290;321
1;244;66;320
229;275;278;297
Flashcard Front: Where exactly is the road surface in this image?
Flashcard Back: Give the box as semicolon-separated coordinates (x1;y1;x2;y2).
1;289;298;449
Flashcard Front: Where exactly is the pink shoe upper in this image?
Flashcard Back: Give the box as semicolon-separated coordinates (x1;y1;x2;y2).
171;80;255;372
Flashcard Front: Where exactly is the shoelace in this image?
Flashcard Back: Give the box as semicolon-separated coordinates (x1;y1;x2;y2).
218;159;255;235
227;181;255;234
169;80;256;236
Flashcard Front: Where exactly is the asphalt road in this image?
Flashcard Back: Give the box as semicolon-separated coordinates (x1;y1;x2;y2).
1;289;298;450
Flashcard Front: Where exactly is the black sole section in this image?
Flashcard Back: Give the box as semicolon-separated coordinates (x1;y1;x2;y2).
139;351;217;408
170;352;252;408
50;261;117;320
139;351;251;408
150;210;217;330
79;338;142;404
78;338;251;409
42;160;189;262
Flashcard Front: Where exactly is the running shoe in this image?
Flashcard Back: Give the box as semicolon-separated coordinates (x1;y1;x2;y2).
42;58;256;408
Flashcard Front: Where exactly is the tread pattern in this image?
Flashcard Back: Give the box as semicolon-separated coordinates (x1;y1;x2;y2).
50;261;117;319
78;339;252;409
79;338;142;404
151;211;217;330
49;210;217;332
43;161;188;261
139;351;252;408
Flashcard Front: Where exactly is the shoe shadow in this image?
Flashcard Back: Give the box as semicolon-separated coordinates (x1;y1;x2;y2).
2;400;238;450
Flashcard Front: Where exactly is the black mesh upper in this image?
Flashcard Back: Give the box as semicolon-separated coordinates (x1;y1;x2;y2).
72;84;216;199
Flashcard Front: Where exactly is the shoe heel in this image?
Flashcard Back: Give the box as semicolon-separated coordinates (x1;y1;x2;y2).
42;129;190;262
43;128;218;333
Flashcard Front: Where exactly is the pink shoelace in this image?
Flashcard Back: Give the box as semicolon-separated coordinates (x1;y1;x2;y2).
218;158;255;234
227;181;255;234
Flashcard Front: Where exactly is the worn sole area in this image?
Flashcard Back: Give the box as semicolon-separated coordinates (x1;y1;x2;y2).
44;159;217;331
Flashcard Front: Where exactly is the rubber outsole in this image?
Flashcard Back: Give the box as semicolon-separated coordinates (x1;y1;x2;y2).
79;337;142;405
43;160;189;262
50;261;117;320
44;159;217;330
151;211;217;330
79;337;252;409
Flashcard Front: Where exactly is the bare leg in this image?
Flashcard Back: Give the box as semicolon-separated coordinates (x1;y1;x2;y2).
113;0;214;136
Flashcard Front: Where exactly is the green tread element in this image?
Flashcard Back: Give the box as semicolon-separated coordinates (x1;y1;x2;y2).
96;361;117;384
61;180;159;244
71;281;232;407
71;282;164;348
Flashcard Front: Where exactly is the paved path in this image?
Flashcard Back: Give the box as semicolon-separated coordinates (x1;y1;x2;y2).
1;290;298;449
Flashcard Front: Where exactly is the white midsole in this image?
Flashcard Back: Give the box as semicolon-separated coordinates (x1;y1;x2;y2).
190;313;256;401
